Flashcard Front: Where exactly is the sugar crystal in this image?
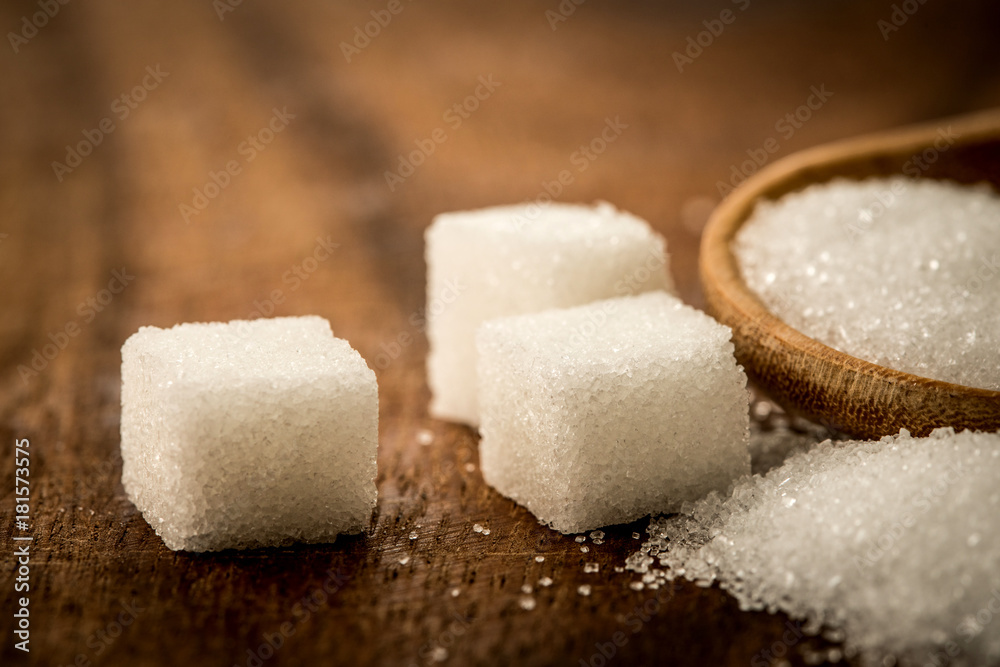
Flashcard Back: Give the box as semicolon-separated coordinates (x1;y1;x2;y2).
735;178;1000;390
629;427;1000;664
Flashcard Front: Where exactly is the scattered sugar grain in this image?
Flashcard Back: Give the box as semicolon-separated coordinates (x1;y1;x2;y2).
481;528;490;536
580;546;589;553
408;531;418;540
520;584;533;594
627;427;1000;665
473;523;483;533
748;404;837;475
535;556;545;563
539;577;554;587
583;563;599;573
577;584;592;597
417;429;434;446
519;596;537;611
575;536;587;543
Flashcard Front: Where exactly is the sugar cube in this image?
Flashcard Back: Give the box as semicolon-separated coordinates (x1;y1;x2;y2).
426;201;675;425
476;292;750;534
120;316;378;552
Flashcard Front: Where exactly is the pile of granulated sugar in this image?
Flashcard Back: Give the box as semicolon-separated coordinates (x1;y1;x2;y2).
734;177;1000;391
627;427;1000;666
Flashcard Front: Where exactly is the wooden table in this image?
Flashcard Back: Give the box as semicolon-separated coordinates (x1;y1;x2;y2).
3;1;998;664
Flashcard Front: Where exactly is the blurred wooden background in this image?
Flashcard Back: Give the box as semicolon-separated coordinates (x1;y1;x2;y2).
1;0;999;665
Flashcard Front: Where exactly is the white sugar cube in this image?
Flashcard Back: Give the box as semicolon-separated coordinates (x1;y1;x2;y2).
120;316;378;552
476;292;749;534
426;201;675;426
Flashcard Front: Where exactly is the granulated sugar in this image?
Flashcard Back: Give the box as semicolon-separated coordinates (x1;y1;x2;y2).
734;177;1000;390
627;427;1000;665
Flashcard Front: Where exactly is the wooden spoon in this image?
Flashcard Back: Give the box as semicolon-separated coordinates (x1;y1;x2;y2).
700;108;1000;439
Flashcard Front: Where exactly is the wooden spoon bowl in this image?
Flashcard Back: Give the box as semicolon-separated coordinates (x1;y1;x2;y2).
700;109;1000;439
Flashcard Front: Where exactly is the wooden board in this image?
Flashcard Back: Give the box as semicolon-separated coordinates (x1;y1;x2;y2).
2;1;999;665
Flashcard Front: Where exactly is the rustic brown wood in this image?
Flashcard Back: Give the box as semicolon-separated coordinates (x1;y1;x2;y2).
701;110;1000;440
3;1;1000;665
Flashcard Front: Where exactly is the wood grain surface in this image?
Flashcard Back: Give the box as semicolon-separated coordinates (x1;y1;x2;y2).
2;1;999;665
